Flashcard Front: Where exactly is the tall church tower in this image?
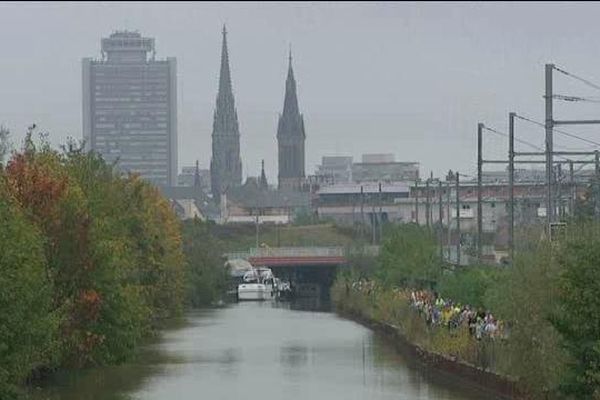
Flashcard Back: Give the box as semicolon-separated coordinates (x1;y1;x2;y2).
210;25;242;201
277;50;306;191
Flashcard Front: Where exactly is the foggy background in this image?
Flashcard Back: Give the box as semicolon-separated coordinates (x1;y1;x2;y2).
2;1;600;182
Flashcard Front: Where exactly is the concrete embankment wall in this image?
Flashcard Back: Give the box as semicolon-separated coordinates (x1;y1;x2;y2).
338;309;526;400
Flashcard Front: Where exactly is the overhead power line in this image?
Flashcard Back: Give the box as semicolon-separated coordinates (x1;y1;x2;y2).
514;113;600;148
553;94;600;104
482;125;544;152
483;123;578;162
554;65;600;92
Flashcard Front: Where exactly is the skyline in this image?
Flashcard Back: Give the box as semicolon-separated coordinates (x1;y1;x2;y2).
2;2;600;184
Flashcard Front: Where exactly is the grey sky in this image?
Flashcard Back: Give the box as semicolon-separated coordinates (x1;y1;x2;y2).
2;1;600;183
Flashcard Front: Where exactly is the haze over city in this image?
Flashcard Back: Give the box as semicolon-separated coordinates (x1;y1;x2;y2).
6;3;600;400
3;1;600;183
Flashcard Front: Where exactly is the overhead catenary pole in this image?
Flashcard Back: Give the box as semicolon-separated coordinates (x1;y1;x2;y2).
593;150;600;218
415;180;420;225
545;63;555;229
557;164;562;219
430;172;434;224
509;112;515;262
255;211;259;249
371;199;377;245
569;160;575;216
543;65;600;219
456;172;461;266
438;180;443;261
379;182;383;244
477;123;483;261
446;181;451;262
360;185;364;235
426;178;431;227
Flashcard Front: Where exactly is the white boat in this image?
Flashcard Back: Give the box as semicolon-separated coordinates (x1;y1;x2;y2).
237;267;276;301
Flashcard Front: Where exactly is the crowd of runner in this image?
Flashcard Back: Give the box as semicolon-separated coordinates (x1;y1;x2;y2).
348;279;506;340
409;290;505;340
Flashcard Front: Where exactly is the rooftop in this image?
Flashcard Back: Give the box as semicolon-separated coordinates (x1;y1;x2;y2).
317;182;410;195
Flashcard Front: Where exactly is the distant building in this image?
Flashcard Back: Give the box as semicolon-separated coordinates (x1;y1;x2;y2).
361;153;395;164
82;30;177;186
170;199;204;221
178;163;210;190
301;174;335;194
220;180;310;225
352;154;419;183
210;25;243;202
315;182;411;225
316;156;353;184
277;51;306;191
464;168;546;184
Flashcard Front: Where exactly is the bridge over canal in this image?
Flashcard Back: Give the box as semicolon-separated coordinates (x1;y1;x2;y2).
225;246;379;267
225;246;380;296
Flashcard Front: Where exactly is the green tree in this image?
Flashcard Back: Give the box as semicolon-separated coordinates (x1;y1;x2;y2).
0;133;188;394
0;189;58;398
378;224;440;288
182;219;228;307
485;242;567;396
120;175;185;320
436;265;503;308
63;148;150;364
551;224;600;399
4;136;98;367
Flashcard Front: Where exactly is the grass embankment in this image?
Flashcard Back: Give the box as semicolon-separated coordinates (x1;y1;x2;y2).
332;222;600;400
331;281;511;376
212;223;356;252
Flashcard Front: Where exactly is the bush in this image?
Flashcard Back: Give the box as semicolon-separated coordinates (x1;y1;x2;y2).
436;266;505;309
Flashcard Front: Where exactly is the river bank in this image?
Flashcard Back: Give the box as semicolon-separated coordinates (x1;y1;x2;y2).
331;281;527;400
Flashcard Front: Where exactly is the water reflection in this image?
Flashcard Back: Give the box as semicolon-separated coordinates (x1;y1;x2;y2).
276;296;331;312
280;344;309;368
27;300;504;400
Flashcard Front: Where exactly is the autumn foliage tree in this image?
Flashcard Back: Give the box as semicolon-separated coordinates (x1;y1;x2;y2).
0;134;186;395
0;180;58;399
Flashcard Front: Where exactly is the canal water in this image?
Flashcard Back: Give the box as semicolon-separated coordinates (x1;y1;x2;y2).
27;300;503;400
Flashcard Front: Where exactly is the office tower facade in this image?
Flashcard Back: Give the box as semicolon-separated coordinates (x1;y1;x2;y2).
82;30;177;186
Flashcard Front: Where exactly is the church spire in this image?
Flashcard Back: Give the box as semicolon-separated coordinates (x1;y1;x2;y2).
210;25;242;202
259;159;268;190
282;46;300;119
217;24;232;107
277;48;306;190
214;24;237;129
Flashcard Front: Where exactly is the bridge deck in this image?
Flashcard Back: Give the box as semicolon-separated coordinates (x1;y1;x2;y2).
225;246;379;267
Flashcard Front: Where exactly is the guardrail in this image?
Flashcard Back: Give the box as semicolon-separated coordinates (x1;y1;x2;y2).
224;245;380;260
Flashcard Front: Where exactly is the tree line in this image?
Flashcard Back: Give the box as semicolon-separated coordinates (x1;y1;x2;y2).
0;132;227;398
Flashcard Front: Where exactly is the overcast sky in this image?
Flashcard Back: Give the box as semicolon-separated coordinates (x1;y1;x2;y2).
2;2;600;183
